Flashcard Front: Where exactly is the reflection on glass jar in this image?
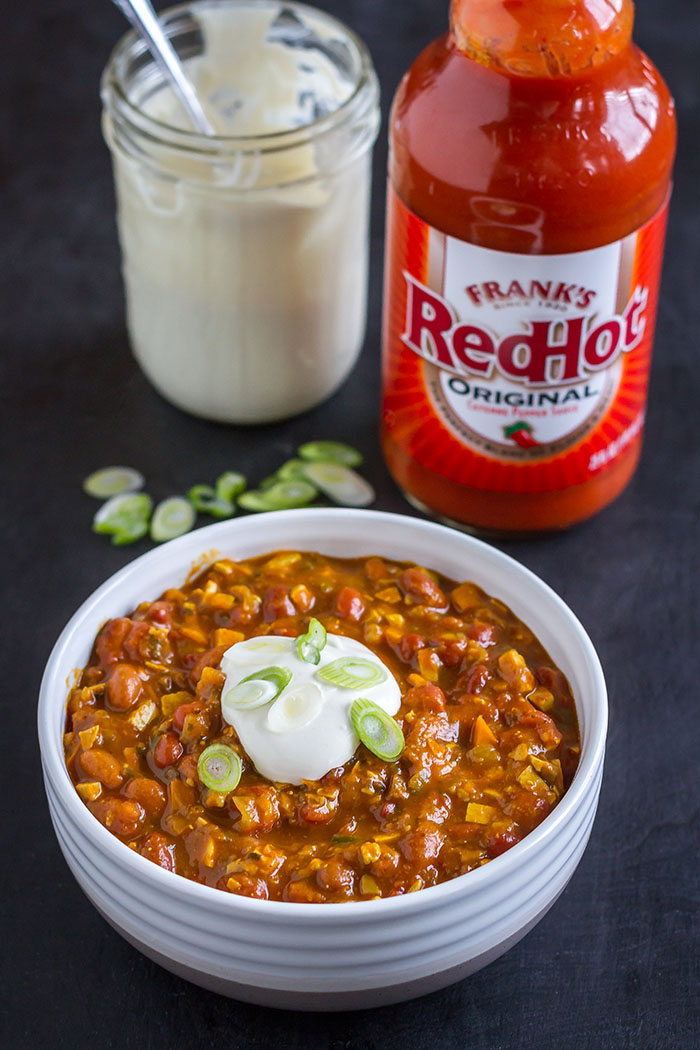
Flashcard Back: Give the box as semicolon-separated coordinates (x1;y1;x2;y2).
102;1;380;423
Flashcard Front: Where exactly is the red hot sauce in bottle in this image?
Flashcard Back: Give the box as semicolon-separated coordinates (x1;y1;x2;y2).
381;0;676;533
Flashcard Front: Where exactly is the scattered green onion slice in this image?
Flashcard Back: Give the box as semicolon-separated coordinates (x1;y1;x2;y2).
296;618;327;665
276;458;310;482
187;483;215;509
207;500;235;520
150;497;196;542
197;744;242;793
223;665;292;710
260;479;317;509
318;657;387;689
236;490;275;512
301;462;374;507
238;480;317;513
256;460;306;490
298;441;363;468
188;484;234;519
93;493;153;546
216;471;246;503
83;466;144;499
110;520;150;546
351;698;404;761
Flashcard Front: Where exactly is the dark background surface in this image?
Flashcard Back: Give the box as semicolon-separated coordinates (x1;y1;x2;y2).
3;0;699;1047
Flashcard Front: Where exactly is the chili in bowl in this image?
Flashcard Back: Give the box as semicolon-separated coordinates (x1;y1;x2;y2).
39;509;606;1008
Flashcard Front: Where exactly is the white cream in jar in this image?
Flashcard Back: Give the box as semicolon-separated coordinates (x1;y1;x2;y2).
219;633;401;784
101;1;380;423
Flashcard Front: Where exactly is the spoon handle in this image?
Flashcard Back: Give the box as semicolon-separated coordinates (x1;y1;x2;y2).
112;0;215;135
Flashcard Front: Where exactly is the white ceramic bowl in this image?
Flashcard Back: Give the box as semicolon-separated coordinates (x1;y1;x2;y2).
38;509;606;1010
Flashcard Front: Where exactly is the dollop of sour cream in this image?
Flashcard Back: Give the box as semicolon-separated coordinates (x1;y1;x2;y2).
219;633;401;785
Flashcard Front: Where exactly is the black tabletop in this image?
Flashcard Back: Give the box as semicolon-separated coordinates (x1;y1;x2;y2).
4;1;699;1047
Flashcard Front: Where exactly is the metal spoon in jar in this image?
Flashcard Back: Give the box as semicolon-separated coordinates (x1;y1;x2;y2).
111;0;215;135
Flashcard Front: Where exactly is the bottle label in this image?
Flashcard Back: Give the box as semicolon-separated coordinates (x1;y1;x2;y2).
382;187;669;493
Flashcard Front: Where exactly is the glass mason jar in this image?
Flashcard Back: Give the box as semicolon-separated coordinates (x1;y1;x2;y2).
101;0;380;424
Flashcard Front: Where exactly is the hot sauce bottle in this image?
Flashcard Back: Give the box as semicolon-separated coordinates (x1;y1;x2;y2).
381;0;676;533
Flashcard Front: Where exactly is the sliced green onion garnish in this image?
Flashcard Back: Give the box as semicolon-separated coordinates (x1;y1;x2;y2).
318;657;387;689
188;484;234;519
150;497;196;542
197;744;242;793
222;665;292;710
93;493;153;546
351;698;405;761
245;665;292;694
267;682;323;733
301;462;374;507
238;480;317;513
223;678;278;710
224;636;292;660
296;618;327;665
216;471;246;503
298;441;363;468
83;466;144;499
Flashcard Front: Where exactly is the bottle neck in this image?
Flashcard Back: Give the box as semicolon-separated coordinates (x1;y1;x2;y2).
449;0;635;76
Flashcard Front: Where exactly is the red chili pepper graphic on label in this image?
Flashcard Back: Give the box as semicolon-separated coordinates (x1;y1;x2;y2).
504;421;540;448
